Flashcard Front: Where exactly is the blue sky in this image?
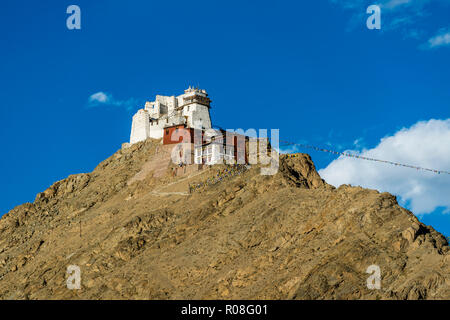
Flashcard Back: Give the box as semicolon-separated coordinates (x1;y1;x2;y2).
0;0;449;236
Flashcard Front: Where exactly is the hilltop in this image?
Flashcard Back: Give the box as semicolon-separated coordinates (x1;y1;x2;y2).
0;139;448;299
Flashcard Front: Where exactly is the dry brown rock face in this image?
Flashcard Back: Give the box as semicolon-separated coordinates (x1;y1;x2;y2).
0;139;448;299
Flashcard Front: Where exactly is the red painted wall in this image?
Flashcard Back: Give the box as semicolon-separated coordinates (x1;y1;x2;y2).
163;125;194;144
163;127;248;163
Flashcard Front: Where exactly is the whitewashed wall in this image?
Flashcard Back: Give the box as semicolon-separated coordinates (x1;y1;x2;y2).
130;109;150;144
130;89;213;144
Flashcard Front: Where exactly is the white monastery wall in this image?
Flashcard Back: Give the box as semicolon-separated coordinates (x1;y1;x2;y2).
130;109;150;144
130;87;212;144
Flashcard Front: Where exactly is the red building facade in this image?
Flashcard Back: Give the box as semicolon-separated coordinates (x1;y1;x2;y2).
162;124;248;164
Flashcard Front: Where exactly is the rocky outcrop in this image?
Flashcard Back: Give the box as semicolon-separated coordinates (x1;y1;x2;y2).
0;139;448;299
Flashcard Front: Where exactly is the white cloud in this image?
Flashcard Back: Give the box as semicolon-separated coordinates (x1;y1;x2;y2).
87;91;138;111
425;28;450;48
330;0;450;41
319;119;450;215
88;92;111;104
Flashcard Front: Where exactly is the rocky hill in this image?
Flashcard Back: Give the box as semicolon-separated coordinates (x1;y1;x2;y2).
0;139;448;299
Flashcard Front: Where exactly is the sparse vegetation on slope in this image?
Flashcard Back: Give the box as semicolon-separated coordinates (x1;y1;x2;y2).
0;139;448;299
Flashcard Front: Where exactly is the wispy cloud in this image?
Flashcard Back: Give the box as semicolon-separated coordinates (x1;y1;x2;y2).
382;0;413;10
319;119;450;215
353;137;365;149
330;0;428;13
87;91;139;111
423;28;450;48
278;145;301;154
89;92;111;104
330;0;450;43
